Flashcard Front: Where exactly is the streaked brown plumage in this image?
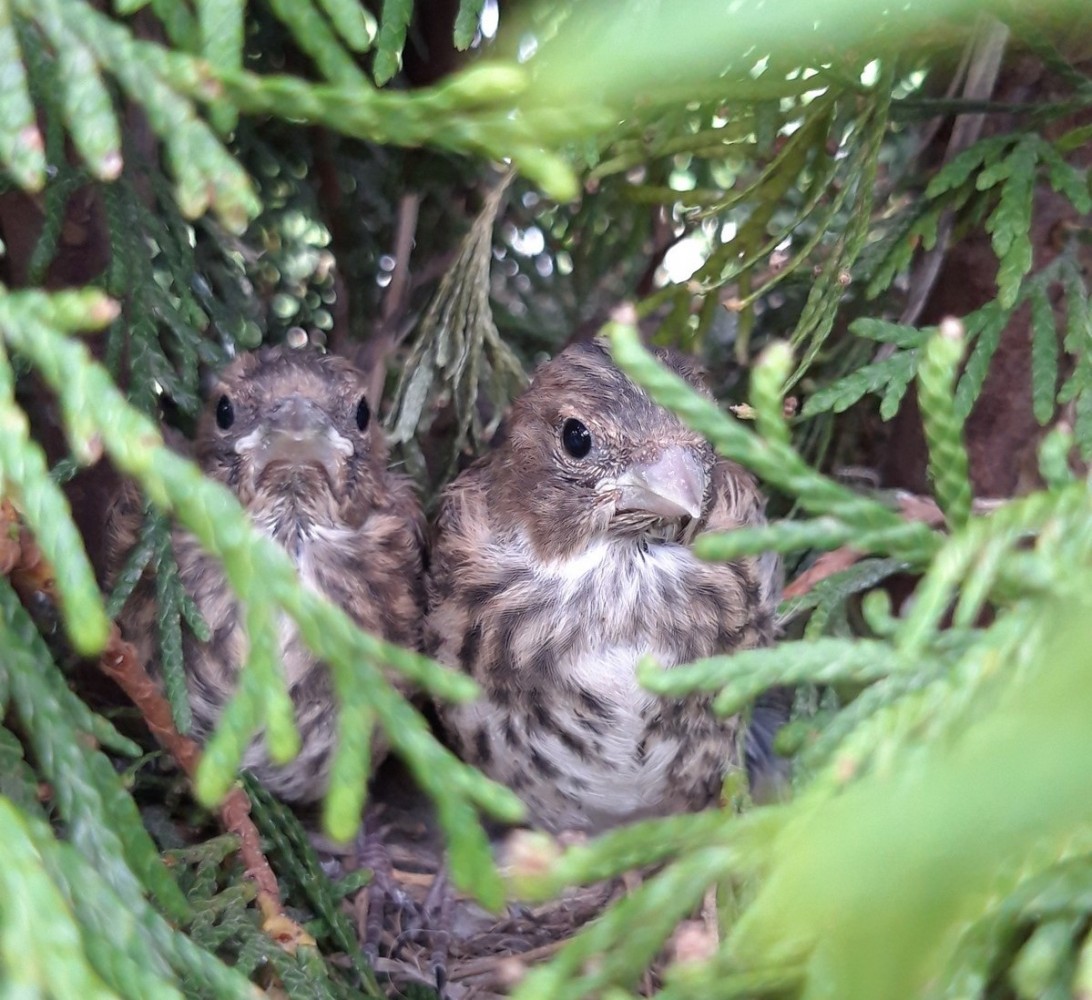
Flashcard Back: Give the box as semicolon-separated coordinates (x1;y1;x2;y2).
426;339;780;834
108;346;424;803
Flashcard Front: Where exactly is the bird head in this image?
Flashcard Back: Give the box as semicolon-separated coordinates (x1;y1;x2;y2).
494;338;714;560
195;346;388;522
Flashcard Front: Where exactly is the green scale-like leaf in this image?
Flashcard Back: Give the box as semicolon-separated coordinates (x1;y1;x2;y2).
1030;282;1060;426
801;348;920;419
454;0;486;49
35;0;122;179
0;581;189;922
4;308;521;907
0;798;119;1000
983;137;1037;309
372;0;412;85
0;335;109;654
0;0;45;189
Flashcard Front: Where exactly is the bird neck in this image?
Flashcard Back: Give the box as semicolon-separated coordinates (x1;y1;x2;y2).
246;481;345;548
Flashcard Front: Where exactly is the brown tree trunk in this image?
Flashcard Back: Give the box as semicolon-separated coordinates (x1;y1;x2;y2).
880;36;1092;498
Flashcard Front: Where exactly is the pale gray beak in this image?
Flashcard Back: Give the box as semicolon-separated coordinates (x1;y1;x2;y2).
615;445;706;521
234;394;353;480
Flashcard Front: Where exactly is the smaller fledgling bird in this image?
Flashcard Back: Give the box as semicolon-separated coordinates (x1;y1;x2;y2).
109;346;424;802
426;339;781;834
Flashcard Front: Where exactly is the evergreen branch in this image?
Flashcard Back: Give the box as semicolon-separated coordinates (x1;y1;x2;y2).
193;62;581;200
510;810;775;899
866;200;946;301
0;797;120;999
316;0;376;53
981;136;1036;307
696;518;857;561
454;0;486;49
388;172;525;488
23;0;261;230
0;581;191;920
1039;139;1092;214
955;300;1011;418
0;502;140;758
0;724;43;815
1029;282;1060;426
940;857;1092;1000
917;318;973;529
637;638;897;714
514;847;739;1000
783;555;906;612
244;597;300;764
197;0;244;73
40;808;262;999
147;0;199;48
152;519;195;734
1037;422;1075;489
104;508;157;619
801;348;920;419
895;485;1084;661
197;0;244;131
607;317;942;558
816;616;1021;793
3;295;522;905
34;0;122;179
925;134;1015;198
789;73;893;382
0;0;44;189
26;169;85;287
95;622;346;974
98;627;290;922
243;777;381;993
720;592;1092;996
658;959;800;1000
793;669;937;778
319;684;374;841
750;341;792;447
0;338;109;655
194;623;288;806
1009;918;1080;999
373;0;413;85
265;0;370;87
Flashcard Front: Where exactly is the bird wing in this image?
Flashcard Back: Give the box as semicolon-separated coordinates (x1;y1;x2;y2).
701;458;782;614
424;458;495;668
702;458;789;789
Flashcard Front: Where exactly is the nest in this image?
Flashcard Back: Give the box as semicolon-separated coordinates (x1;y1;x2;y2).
325;760;628;1000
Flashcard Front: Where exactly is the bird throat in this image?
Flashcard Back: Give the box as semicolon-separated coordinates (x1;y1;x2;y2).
612;510;694;547
249;465;343;550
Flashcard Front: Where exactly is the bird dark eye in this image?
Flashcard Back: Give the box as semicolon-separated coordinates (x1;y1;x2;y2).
355;396;370;431
561;418;591;458
215;395;234;430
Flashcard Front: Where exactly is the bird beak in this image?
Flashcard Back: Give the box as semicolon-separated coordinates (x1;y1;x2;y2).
234;394;353;480
615;445;706;521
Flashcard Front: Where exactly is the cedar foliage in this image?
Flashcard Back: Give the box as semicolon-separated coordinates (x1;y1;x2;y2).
0;0;1091;998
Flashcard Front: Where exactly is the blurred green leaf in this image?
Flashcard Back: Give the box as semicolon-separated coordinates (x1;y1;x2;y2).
727;591;1092;999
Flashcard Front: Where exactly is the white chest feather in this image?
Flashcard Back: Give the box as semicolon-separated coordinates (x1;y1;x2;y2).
530;534;697;681
250;506;358;591
292;522;361;591
459;532;717;831
250;508;360;683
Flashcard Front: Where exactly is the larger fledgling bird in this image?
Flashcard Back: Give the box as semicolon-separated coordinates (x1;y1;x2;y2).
426;339;780;834
109;346;424;802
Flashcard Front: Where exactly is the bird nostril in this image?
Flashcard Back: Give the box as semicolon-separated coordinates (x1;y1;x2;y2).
271;395;313;432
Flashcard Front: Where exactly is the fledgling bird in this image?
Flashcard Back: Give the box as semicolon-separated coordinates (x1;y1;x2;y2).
426;339;781;834
109;346;424;803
